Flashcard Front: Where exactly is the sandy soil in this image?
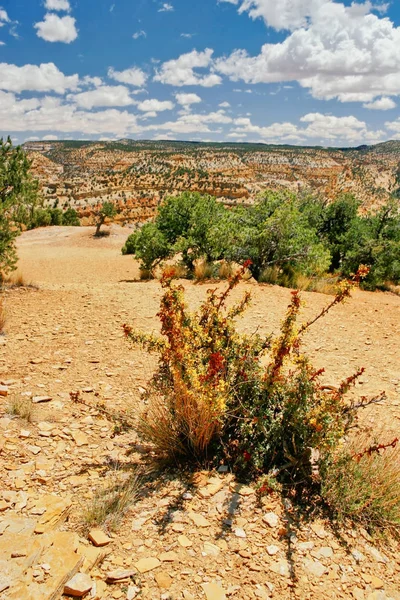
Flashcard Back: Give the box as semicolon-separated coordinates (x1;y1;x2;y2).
0;225;399;600
9;225;400;437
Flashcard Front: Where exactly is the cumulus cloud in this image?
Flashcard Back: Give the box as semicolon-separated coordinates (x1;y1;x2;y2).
108;66;147;87
219;101;231;107
215;0;400;103
0;92;142;136
154;49;222;87
363;97;396;110
44;0;71;11
136;99;175;112
175;92;202;108
0;8;10;24
231;112;385;144
68;85;134;109
0;62;79;93
34;13;78;43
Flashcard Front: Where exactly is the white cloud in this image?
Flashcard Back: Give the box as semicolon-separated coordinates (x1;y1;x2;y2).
175;92;202;107
154;49;222;87
43;134;59;140
132;30;146;39
180;33;194;38
231;112;385;144
219;101;231;107
385;118;400;137
158;3;174;12
363;97;396;111
146;110;232;134
0;62;79;93
0;92;142;136
137;99;174;112
237;0;325;31
108;66;147;87
0;8;10;24
34;14;78;43
68;85;134;109
44;0;71;12
215;1;400;103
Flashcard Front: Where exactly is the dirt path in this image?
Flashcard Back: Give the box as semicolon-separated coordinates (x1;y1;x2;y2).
0;225;399;600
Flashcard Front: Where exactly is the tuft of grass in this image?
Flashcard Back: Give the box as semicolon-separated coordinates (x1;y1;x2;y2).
7;396;33;421
194;260;214;281
218;261;233;280
139;267;154;281
321;434;400;539
2;272;37;290
0;296;5;334
81;467;141;531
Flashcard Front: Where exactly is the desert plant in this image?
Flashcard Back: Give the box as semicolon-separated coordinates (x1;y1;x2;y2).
0;137;40;277
194;259;215;281
82;467;141;531
7;396;33;421
94;201;117;237
321;435;400;539
0;295;5;334
124;264;377;481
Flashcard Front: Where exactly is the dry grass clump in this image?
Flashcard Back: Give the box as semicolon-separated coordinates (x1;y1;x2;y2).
0;296;5;334
7;395;33;421
322;433;400;539
139;267;154;281
260;266;338;295
81;467;141;531
218;260;233;280
194;259;214;281
2;271;37;289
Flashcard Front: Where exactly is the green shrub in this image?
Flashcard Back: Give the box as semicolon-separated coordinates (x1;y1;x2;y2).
124;264;374;481
62;207;80;226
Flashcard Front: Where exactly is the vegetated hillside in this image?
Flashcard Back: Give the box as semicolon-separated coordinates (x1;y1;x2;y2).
24;139;400;224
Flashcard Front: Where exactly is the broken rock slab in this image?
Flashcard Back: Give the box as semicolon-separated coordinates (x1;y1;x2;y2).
88;529;112;547
64;573;93;597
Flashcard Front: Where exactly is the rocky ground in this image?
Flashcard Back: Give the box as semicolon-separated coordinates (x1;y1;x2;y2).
0;225;399;600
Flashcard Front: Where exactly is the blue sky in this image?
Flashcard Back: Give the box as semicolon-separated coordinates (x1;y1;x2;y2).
1;0;400;146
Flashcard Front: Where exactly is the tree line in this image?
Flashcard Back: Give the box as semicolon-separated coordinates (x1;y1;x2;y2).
122;190;400;290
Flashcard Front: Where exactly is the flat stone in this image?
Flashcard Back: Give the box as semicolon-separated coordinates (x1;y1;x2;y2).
263;512;279;528
178;535;192;548
202;582;227;600
64;573;93;597
32;395;53;404
88;528;112;547
234;528;246;538
159;551;179;562
303;558;326;577
188;512;211;527
134;557;160;573
269;559;291;577
203;541;220;556
0;385;8;397
106;569;135;583
370;576;384;589
266;545;279;556
155;571;172;589
72;431;89;446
